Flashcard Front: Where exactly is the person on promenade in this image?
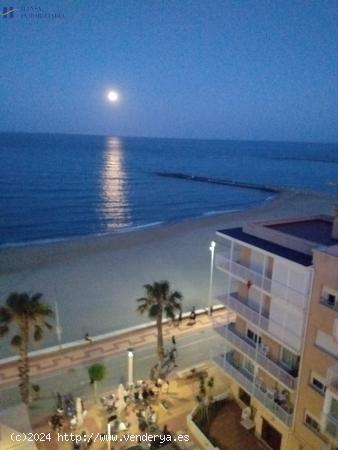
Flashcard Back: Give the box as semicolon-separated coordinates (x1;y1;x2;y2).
84;333;93;343
188;306;196;325
166;348;177;369
171;335;176;346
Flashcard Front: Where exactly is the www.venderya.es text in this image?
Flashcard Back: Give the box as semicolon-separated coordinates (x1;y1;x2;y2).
56;432;190;444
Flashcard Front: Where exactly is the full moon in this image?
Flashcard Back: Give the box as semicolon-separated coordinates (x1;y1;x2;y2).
107;90;119;102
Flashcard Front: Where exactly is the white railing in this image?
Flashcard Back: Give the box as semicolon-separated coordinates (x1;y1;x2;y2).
214;353;294;427
217;292;301;353
217;293;260;325
214;322;297;390
214;354;254;394
215;253;308;310
215;324;257;360
253;385;293;427
256;352;297;390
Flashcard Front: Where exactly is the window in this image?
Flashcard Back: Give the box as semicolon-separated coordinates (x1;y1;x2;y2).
321;287;338;310
243;357;255;375
246;327;261;345
281;347;299;371
310;372;326;395
330;398;338;421
316;330;338;358
304;412;321;434
239;387;251;406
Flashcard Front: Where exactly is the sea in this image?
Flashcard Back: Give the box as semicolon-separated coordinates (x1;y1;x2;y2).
1;132;338;247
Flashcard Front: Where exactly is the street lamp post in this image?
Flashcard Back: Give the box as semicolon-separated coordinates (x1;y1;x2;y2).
54;301;63;351
208;241;216;315
127;349;134;387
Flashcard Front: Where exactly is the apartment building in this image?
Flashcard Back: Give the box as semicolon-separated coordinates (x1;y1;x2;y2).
213;211;338;450
293;234;338;449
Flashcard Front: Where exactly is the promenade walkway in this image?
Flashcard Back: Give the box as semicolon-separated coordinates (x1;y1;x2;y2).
0;309;232;387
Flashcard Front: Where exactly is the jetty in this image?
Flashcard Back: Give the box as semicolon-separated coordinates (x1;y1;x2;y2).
155;172;282;194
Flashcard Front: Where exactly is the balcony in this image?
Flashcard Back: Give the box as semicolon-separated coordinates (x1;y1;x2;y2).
214;352;294;427
215;323;257;359
215;253;307;310
214;323;298;390
217;292;300;353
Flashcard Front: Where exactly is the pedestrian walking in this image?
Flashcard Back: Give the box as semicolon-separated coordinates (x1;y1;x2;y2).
84;333;93;343
188;306;196;325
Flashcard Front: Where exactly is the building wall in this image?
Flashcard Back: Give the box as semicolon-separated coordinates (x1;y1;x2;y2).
230;379;292;450
293;248;338;450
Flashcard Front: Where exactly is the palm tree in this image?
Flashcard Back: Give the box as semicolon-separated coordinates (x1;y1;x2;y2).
136;281;182;364
0;292;54;404
88;362;107;402
196;374;214;432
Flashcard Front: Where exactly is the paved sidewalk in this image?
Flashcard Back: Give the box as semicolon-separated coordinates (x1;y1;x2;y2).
32;363;232;450
0;309;232;386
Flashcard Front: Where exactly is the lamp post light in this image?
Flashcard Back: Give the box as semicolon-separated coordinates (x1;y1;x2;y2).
208;241;216;315
54;301;63;351
127;348;134;387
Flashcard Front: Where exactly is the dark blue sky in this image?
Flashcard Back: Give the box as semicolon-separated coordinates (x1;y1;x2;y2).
1;1;338;142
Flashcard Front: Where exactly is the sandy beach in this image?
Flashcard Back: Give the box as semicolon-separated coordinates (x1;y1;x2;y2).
0;191;336;357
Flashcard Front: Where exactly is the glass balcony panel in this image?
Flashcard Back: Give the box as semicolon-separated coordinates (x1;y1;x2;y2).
214;352;294;427
214;323;297;390
215;252;307;310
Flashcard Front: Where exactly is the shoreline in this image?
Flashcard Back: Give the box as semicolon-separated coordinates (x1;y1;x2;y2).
0;191;277;252
0;190;291;273
0;181;335;253
0;189;336;359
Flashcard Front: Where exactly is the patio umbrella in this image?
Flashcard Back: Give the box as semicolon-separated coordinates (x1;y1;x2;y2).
76;397;84;426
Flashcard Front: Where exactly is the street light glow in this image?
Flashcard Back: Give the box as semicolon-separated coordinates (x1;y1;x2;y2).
209;241;216;251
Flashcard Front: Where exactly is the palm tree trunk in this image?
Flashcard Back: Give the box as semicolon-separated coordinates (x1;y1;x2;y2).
18;321;30;404
157;313;164;363
93;381;98;402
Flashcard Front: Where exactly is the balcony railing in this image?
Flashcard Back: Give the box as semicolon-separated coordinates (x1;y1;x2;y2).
214;353;294;427
215;253;308;310
217;293;260;326
217;291;301;357
214;323;298;390
215;323;257;360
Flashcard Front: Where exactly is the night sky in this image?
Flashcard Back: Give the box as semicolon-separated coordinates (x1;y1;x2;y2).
1;0;338;142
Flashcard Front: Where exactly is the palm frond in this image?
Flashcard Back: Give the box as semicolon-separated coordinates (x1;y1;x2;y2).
0;307;12;324
33;325;43;342
149;304;160;318
43;321;53;330
137;304;148;314
164;305;175;320
31;293;43;303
